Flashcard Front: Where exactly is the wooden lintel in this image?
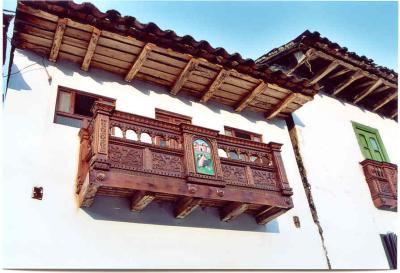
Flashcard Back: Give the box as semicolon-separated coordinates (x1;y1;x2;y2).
266;93;312;120
332;70;364;96
353;79;383;103
48;18;67;62
170;58;199;95
220;202;249;222
200;69;231;103
125;43;155;82
174;197;201;219
328;68;351;79
81;27;101;71
130;191;155;212
287;48;316;75
309;60;339;85
372;92;397;112
256;207;285;225
234;81;267;112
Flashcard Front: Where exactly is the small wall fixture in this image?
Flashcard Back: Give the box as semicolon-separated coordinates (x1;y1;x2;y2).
293;216;301;228
32;187;43;200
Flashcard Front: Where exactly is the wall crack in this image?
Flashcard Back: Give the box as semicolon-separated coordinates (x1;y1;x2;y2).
286;115;332;269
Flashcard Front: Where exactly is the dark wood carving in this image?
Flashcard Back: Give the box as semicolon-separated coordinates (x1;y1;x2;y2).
75;107;294;224
360;159;397;210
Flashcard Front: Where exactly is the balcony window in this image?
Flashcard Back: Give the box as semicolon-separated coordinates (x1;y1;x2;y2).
224;126;262;142
54;86;115;128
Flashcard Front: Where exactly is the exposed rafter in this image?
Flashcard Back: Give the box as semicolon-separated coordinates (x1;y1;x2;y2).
373;85;391;94
332;70;364;96
372;92;397;112
390;109;398;119
130;191;155;212
266;92;312;119
328;68;351;79
220;202;249;222
287;48;316;76
234;81;267;112
309;60;339;85
200;69;231;103
174;197;201;219
125;43;154;82
353;79;383;103
170;58;199;95
48;18;67;62
256;207;285;225
81;27;101;71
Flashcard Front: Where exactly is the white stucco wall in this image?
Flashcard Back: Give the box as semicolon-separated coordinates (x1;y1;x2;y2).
3;50;328;269
292;93;398;269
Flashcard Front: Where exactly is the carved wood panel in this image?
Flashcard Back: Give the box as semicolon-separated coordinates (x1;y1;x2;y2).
252;169;277;187
108;144;143;170
222;164;247;185
152;152;183;175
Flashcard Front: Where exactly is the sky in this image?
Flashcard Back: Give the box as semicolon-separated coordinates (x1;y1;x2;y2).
2;0;398;72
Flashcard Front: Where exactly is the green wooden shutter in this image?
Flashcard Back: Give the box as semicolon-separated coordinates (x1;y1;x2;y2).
352;122;390;163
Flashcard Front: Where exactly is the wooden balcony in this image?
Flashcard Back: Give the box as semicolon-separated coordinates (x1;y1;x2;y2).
360;159;397;210
76;101;294;224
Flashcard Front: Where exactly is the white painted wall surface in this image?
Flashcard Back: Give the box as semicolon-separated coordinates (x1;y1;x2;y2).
292;93;398;269
3;50;328;269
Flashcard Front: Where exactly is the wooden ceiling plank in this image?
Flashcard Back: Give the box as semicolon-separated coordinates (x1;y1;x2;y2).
353;79;383;103
81;27;101;71
48;18;68;62
130;191;155;212
309;60;339;85
170;58;199;95
234;81;267;112
287;48;316;75
332;70;364;96
125;43;155;82
174;197;201;219
328;68;351;79
220;203;249;222
17;3;58;22
372;92;397;112
200;69;231;103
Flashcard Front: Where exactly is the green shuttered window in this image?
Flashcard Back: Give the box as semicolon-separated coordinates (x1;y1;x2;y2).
352;122;390;162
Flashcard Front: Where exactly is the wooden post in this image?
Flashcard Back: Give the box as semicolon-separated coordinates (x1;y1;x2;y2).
90;101;115;170
48;18;67;62
269;142;293;196
81;27;101;71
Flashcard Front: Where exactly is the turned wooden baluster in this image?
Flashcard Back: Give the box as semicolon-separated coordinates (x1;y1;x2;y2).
269;142;293;196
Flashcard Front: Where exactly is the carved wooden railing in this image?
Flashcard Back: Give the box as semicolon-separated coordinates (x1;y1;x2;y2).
360;159;397;210
76;101;294;224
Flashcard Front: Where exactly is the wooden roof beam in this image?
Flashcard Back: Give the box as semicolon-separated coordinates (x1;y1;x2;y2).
390;110;398;119
328;68;351;79
81;27;101;71
353;79;383;103
170;58;199;95
309;60;339;85
372;92;397;112
174;197;201;219
287;48;316;76
200;69;231;103
220;202;249;222
332;70;364;96
130;191;155;212
256;207;285;225
125;43;154;82
234;81;267;112
265;92;312;120
48;18;67;62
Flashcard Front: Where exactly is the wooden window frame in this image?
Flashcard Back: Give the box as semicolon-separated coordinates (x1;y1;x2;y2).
155;108;192;125
352;121;390;163
54;86;115;127
224;126;263;142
